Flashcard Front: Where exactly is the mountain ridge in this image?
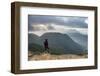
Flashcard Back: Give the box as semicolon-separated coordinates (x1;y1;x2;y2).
28;32;87;54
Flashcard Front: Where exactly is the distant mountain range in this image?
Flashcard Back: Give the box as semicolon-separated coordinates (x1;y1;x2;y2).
66;30;88;49
28;32;87;54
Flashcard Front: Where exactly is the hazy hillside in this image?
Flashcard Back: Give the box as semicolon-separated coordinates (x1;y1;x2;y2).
66;30;87;49
28;32;86;54
28;33;40;44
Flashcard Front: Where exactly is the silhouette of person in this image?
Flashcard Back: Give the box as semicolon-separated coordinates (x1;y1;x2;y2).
44;39;49;50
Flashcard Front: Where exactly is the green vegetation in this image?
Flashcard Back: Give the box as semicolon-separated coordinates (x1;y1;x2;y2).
28;43;88;55
28;43;65;55
28;43;44;54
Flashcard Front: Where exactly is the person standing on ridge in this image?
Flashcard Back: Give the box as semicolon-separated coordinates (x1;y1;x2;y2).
44;39;49;51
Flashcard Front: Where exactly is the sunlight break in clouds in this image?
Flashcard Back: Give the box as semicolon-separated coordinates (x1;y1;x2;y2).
29;24;87;36
85;19;88;24
28;15;88;36
32;24;48;31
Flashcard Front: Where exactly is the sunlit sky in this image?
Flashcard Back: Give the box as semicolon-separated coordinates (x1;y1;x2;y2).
28;15;88;36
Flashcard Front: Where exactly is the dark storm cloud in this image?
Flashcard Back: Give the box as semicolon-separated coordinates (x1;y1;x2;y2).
28;15;88;31
28;15;64;26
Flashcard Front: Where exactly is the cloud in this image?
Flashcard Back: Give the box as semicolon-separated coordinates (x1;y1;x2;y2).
29;24;55;31
28;15;88;31
29;24;87;36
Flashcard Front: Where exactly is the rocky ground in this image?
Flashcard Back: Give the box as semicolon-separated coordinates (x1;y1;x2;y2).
28;51;87;61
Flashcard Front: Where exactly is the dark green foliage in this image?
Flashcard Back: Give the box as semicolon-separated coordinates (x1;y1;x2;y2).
28;43;44;54
29;43;65;55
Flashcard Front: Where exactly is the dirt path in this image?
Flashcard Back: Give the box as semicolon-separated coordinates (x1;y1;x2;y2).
28;52;87;61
